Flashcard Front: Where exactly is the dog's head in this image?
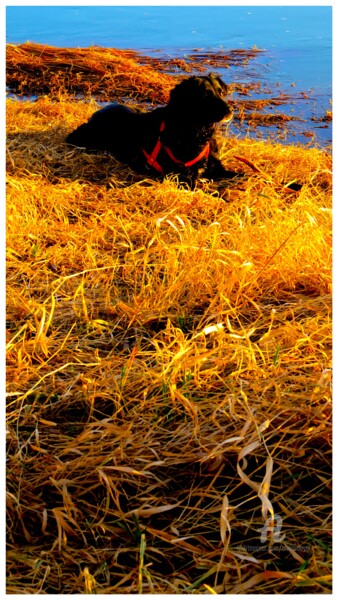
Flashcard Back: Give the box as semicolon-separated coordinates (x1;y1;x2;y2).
168;73;233;126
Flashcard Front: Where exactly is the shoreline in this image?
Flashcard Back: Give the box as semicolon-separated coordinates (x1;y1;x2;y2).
6;42;332;148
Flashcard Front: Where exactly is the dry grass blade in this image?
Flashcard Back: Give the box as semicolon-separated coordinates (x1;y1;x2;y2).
220;495;231;547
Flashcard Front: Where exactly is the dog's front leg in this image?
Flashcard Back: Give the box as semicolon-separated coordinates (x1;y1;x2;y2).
172;167;199;190
205;154;240;181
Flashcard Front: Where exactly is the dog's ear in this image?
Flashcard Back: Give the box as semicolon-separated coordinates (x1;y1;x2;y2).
208;72;228;96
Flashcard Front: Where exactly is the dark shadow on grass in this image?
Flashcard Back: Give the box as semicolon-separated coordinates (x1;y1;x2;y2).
6;127;249;192
7;127;305;197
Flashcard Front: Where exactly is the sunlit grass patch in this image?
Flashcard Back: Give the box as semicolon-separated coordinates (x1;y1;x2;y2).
6;92;331;594
6;42;174;102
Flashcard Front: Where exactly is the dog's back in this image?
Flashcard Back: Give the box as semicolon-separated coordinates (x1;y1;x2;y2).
66;104;142;157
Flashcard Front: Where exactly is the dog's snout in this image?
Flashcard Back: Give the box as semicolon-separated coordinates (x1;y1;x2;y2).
211;96;233;123
221;104;234;124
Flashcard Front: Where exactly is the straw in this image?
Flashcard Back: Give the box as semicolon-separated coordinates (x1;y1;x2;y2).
6;50;331;594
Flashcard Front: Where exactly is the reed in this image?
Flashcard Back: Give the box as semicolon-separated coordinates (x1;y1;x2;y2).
6;42;173;102
6;57;331;594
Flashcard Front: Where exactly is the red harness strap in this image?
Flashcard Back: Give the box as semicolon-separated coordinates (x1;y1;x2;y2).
142;121;210;174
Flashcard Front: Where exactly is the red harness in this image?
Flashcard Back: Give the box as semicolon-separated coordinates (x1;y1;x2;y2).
142;121;210;174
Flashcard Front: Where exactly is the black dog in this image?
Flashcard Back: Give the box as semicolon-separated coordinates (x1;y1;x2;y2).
66;73;237;187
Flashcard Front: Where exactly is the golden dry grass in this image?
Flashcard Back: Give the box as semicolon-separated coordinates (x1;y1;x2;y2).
6;90;332;594
6;43;265;104
6;42;174;102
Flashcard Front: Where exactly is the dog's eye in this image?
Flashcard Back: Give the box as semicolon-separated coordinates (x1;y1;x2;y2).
215;82;227;96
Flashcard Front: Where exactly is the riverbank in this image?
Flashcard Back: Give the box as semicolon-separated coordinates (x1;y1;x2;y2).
6;50;332;594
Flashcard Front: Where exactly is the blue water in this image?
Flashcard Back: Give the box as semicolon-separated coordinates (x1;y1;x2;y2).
6;6;332;146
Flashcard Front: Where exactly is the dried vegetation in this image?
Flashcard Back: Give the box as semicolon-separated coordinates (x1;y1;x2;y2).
6;42;314;136
6;45;332;594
